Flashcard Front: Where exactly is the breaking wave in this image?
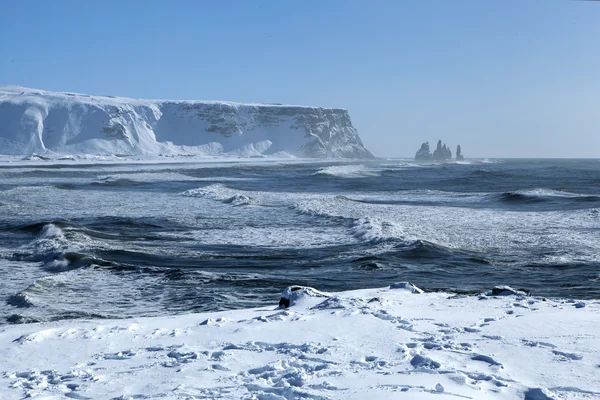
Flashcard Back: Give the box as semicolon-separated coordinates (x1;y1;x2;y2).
495;189;600;205
11;223;97;271
6;292;35;308
96;172;198;183
182;184;254;206
91;178;144;187
293;197;411;245
350;217;409;245
313;165;380;178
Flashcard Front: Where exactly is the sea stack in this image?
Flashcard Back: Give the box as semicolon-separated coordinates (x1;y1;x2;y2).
415;142;433;161
456;145;464;161
432;140;452;161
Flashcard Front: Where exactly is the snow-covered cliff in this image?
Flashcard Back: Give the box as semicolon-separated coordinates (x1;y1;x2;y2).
0;87;373;158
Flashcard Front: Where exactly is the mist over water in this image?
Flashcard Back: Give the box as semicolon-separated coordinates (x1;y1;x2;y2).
1;158;599;324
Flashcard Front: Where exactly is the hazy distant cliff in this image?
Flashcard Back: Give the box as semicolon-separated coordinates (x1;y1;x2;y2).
0;87;373;158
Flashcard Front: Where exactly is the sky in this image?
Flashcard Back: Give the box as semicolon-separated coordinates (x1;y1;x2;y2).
1;0;599;158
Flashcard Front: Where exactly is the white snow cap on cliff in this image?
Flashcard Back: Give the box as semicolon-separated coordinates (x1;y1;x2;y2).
0;86;373;158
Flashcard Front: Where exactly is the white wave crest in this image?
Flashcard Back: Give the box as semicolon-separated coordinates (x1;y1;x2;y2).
39;223;65;240
313;165;379;178
29;224;91;271
350;217;408;245
516;188;596;199
294;197;410;245
96;172;199;183
182;184;254;206
292;196;350;218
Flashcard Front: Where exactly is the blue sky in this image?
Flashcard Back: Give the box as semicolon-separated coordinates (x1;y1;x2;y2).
1;0;599;157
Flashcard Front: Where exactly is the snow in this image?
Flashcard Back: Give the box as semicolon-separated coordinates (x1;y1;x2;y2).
1;284;599;400
0;86;372;159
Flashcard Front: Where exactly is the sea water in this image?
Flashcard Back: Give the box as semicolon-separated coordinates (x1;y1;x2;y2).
1;158;599;324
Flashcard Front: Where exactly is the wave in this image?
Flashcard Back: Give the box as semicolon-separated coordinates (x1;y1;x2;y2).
395;239;490;263
96;172;199;183
6;292;35;308
81;216;173;231
292;196;354;220
470;168;511;178
494;189;600;205
7;310;112;325
5;220;70;234
293;197;410;245
313;165;380;179
11;223;98;271
182;184;254;206
91;178;144;187
350;217;409;245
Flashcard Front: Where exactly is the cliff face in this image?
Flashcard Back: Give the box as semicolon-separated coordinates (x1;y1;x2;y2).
0;87;373;158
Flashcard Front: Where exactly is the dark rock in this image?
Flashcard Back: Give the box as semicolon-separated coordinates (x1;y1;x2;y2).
279;286;329;308
415;142;433;161
488;286;529;297
432;140;452;161
389;282;424;294
456;145;464;161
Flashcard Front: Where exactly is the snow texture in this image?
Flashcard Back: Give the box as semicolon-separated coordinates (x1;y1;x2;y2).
1;284;599;400
0;86;373;159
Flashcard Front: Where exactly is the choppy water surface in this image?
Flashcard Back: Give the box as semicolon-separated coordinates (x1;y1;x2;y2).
1;158;599;324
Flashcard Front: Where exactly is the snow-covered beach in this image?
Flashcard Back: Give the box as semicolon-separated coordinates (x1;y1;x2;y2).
2;284;598;400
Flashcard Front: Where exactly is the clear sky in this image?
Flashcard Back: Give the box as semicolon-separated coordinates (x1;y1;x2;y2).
1;0;599;158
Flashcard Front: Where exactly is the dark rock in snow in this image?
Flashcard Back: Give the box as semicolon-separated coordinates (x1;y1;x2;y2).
488;286;529;297
389;282;424;294
279;286;329;308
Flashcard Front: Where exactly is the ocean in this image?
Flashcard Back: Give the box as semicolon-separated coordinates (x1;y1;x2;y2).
1;158;599;325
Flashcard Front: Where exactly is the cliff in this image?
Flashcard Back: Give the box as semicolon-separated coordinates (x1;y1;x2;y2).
0;87;373;159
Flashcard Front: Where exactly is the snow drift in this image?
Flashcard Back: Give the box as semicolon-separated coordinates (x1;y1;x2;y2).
0;86;373;158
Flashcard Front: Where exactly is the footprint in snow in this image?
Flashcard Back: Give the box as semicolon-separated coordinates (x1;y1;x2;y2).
471;354;503;367
524;388;555;400
100;350;136;360
522;340;557;349
551;350;583;361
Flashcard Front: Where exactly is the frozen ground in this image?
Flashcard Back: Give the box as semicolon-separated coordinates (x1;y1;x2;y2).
1;284;598;400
